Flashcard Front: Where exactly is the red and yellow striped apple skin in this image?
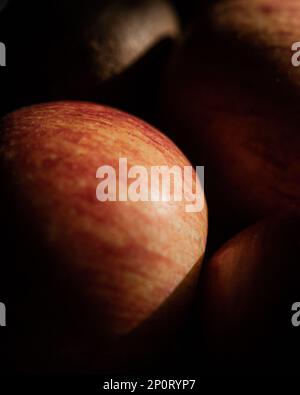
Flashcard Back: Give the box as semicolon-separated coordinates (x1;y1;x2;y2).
0;101;207;372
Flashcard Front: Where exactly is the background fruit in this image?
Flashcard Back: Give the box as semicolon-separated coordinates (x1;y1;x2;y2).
162;0;300;247
0;0;8;13
0;0;180;122
0;101;207;373
199;213;299;375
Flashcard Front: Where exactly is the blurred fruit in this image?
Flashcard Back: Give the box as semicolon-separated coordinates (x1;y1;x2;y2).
2;0;180;121
0;101;207;373
162;0;300;243
199;213;299;375
0;0;8;13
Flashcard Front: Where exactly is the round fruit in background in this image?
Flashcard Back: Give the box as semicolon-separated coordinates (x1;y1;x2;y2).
199;213;299;375
162;0;300;241
3;0;180;122
0;0;8;13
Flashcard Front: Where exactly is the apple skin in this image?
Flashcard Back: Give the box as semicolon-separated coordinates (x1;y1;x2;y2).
0;101;207;373
198;213;299;375
162;0;300;241
2;0;180;121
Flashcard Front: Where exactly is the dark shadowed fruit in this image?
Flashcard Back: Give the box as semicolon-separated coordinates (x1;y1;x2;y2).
162;0;300;244
2;0;180;121
199;213;299;375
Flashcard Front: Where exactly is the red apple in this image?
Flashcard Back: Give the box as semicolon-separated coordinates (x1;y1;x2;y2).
162;0;300;240
199;213;299;375
0;101;207;373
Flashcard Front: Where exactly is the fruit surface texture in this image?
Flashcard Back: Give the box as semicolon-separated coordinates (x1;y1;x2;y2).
0;101;207;371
